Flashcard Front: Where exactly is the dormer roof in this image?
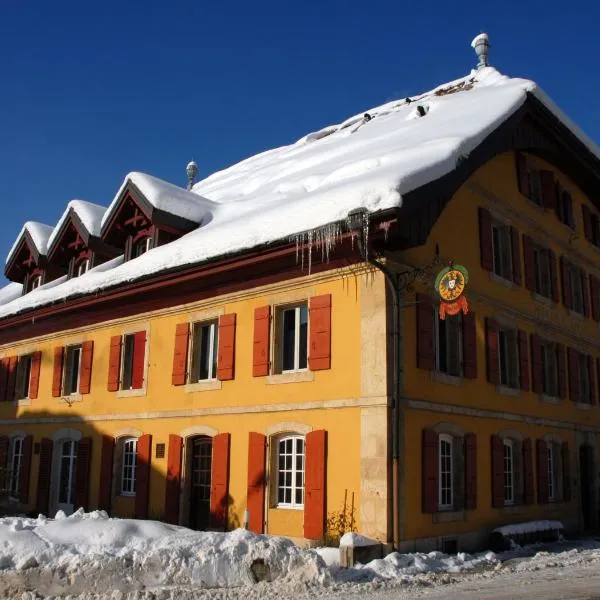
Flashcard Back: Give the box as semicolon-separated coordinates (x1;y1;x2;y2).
4;221;54;282
47;200;105;251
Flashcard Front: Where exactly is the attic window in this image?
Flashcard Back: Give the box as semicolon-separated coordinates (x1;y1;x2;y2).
134;237;153;258
28;275;42;292
76;259;90;277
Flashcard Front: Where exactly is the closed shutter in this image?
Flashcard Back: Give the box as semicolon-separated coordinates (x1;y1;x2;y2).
462;311;477;379
134;434;152;519
515;153;529;197
582;270;590;317
540;170;557;210
550;250;559;303
464;433;477;510
562;442;571;501
304;430;327;540
537;439;549;504
210;432;231;530
523;438;534;505
131;331;146;390
164;434;183;524
217;314;237;380
485;318;499;384
98;435;114;513
0;358;9;402
252;307;271;377
422;429;438;513
518;330;530;391
583;205;593;242
171;323;190;386
246;432;266;533
511;227;522;285
36;438;53;515
491;435;504;508
557;344;567;399
28;351;42;400
6;356;17;402
561;257;572;309
75;437;92;510
589;355;597;405
530;334;543;394
597;358;600;404
52;346;64;397
416;294;435;371
522;235;535;292
107;336;122;392
453;436;465;510
308;295;332;371
79;341;94;395
567;347;579;402
590;275;600;322
478;207;494;271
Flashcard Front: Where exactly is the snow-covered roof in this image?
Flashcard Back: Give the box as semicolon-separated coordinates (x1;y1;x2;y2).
0;63;597;320
6;221;54;266
47;199;106;251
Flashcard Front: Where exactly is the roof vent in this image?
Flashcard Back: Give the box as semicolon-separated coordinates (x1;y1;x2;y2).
471;33;490;69
186;160;198;190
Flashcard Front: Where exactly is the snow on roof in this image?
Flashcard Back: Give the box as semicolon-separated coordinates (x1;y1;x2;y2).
6;221;54;266
0;282;23;304
47;199;106;251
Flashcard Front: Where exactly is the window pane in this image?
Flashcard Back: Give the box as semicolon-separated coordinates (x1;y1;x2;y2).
276;435;305;508
199;325;211;380
122;335;135;390
282;309;296;371
298;305;308;369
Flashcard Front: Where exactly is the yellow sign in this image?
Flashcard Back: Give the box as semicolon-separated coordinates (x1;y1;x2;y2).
434;264;469;320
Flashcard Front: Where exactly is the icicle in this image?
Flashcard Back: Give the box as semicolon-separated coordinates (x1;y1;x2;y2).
307;230;313;275
362;210;370;263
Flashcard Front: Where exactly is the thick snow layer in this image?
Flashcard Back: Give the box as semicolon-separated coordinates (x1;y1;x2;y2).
6;221;53;265
340;532;380;547
0;282;22;304
47;199;106;250
494;520;563;536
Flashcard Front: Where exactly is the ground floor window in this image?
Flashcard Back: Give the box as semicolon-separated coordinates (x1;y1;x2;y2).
503;440;514;505
9;437;23;498
121;438;137;495
438;434;453;509
276;435;305;508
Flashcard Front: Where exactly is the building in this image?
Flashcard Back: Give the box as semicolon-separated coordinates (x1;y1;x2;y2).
0;35;599;552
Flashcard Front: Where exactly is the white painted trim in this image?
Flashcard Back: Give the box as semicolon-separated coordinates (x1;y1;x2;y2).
113;427;143;439
265;421;312;436
179;425;218;439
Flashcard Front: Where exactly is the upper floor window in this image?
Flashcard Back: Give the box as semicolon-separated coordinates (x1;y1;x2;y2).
276;435;305;508
14;355;32;401
526;168;543;206
121;438;137;495
134;237;153;258
492;222;513;281
576;352;591;404
567;263;585;314
533;246;552;298
76;259;90;277
276;303;308;373
108;331;146;392
435;310;462;377
498;327;519;389
557;190;575;229
63;345;82;396
541;341;559;397
503;439;514;505
189;320;218;382
438;434;453;510
547;442;555;502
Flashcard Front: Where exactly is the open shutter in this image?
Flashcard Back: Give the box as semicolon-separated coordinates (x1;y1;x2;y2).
478;207;493;271
252;306;271;377
134;434;152;519
530;334;543;394
171;323;190;386
422;429;438;513
36;438;53;515
75;437;92;510
464;433;477;510
540;170;557;210
304;430;327;540
98;435;114;513
210;432;231;530
6;356;17;402
518;330;530;391
485;318;499;384
491;435;504;508
589;355;597;405
107;336;122;392
590;275;600;322
416;293;434;371
511;227;522;285
561;257;572;309
246;432;266;533
0;358;9;402
164;434;183;524
462;311;477;379
522;235;535;292
515;153;529;197
597;358;600;404
550;250;559;303
562;442;571;501
79;341;94;395
453;436;465;510
52;346;64;398
217;314;237;380
557;344;567;399
582;270;590;317
28;351;41;400
131;331;146;390
567;347;580;402
583;205;593;242
309;295;332;371
523;438;534;505
536;439;549;504
18;435;33;504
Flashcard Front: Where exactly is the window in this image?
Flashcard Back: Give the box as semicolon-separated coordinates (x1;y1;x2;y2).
76;259;90;277
557;190;574;228
276;435;304;508
14;355;32;401
9;438;23;499
189;320;218;382
63;345;82;396
527;168;542;206
503;440;514;505
435;310;462;377
121;334;136;390
58;439;77;505
121;438;137;495
533;246;552;298
547;443;555;502
438;434;453;509
134;237;153;258
541;341;559;397
277;303;308;372
577;353;591;404
568;263;585;314
498;327;519;389
492;223;513;280
591;213;600;247
28;275;42;292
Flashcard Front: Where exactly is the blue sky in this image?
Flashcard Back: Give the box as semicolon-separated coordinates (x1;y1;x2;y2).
1;0;599;272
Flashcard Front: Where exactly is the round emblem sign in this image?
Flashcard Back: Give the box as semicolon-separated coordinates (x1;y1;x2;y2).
434;264;470;319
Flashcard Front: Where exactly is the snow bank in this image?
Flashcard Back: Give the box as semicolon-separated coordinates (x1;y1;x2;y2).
340;532;380;547
494;520;563;536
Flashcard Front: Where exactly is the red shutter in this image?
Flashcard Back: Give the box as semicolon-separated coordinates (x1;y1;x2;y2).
478;207;493;271
485;318;499;384
52;346;64;398
464;433;477;510
523;438;534;505
518;330;530;391
462;311;477;379
416;293;435;371
246;432;266;533
491;435;505;508
522;235;535;292
567;347;580;402
210;433;231;530
590;275;600;322
0;358;9;402
582;270;590;318
79;341;94;395
171;323;190;386
131;331;146;390
309;295;332;371
550;250;559;303
98;435;114;513
597;358;600;404
422;429;438;513
557;344;567;399
36;438;53;515
164;434;183;524
561;257;572;309
583;204;593;242
537;439;549;504
75;437;92;510
134;434;152;519
562;442;571;501
530;334;543;394
511;227;522;285
5;356;17;402
589;355;597;405
217;314;237;380
304;430;327;540
540;170;557;210
107;336;122;392
19;435;33;504
252;306;271;377
28;351;41;400
0;436;8;470
515;152;529;197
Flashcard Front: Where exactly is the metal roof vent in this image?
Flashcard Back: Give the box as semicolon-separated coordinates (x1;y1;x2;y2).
186;160;198;190
471;33;490;69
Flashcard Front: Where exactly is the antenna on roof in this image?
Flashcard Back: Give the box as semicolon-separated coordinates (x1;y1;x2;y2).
471;33;490;69
186;160;198;190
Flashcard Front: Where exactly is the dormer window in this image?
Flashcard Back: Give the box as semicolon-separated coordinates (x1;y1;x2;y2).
134;237;153;258
28;275;42;292
76;259;90;277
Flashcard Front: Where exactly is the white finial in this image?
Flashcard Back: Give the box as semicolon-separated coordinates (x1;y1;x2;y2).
186;160;198;190
471;33;490;69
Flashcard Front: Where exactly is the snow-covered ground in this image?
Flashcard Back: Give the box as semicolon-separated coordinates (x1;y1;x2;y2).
0;511;599;599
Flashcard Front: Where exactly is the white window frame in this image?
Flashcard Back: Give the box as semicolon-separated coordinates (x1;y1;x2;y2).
76;258;90;277
275;434;305;509
62;344;82;397
29;275;42;292
189;320;219;383
503;439;514;506
14;355;32;401
492;222;513;281
498;327;519;389
134;237;153;258
8;437;24;500
434;308;463;377
547;442;555;502
120;438;138;496
277;303;309;374
541;341;559;397
438;434;453;510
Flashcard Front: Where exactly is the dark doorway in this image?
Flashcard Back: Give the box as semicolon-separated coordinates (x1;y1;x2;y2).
579;445;594;530
189;436;212;530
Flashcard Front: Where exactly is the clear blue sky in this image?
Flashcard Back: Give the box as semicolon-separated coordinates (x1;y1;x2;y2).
1;0;599;271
